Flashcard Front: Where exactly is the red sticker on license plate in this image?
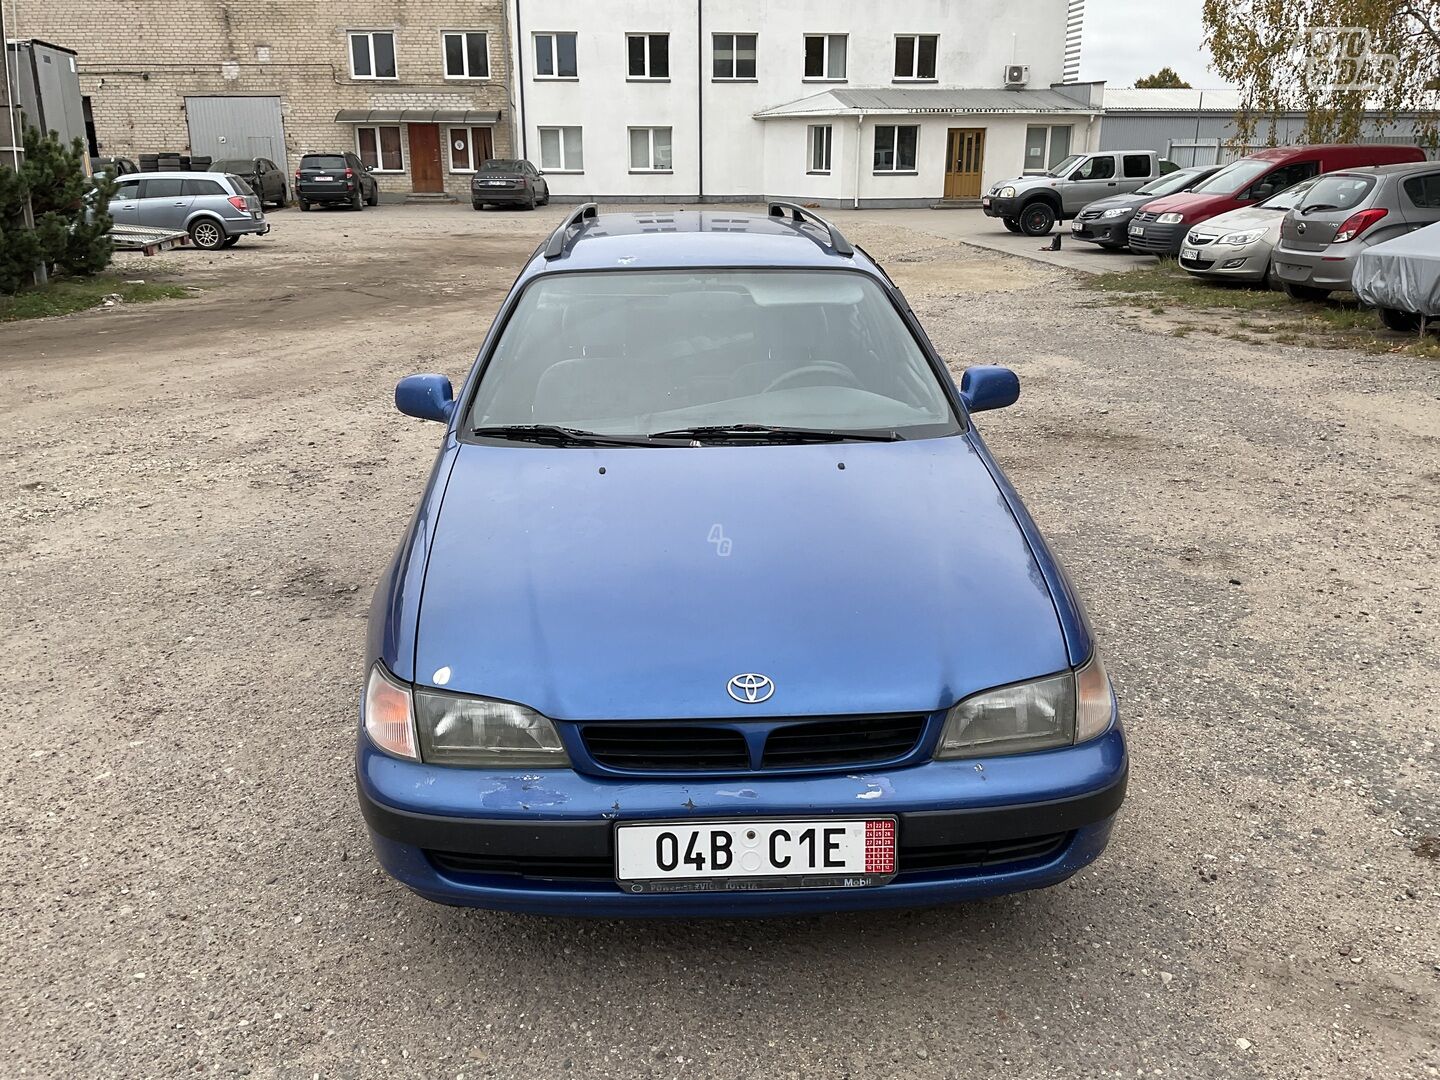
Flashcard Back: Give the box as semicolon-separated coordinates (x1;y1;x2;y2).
865;819;896;874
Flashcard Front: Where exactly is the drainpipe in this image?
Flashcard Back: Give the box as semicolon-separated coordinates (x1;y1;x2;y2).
852;111;864;208
513;0;527;159
696;0;703;201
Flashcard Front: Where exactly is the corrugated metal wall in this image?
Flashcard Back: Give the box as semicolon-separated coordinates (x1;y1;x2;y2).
1100;112;1438;164
185;96;288;170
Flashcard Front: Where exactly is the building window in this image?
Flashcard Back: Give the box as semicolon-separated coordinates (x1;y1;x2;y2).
894;34;937;80
447;126;495;172
807;125;832;174
539;126;584;172
1024;125;1072;172
349;31;397;80
534;32;578;78
629;127;673;172
357;125;403;171
442;31;489;79
713;33;757;79
627;34;670;79
873;125;918;172
803;34;846;79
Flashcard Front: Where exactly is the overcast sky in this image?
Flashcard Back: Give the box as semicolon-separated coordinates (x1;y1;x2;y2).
1079;0;1233;87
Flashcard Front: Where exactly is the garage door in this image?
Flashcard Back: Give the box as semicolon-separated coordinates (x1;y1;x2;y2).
186;96;288;172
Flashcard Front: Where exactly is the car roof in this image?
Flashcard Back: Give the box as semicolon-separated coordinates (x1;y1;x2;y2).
528;208;883;276
116;171;235;180
1323;161;1440;178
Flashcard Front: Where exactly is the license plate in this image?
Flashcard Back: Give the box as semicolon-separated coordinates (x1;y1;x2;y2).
615;818;897;894
1129;225;1145;236
1181;247;1199;260
1072;221;1084;232
981;197;991;207
314;175;332;181
485;180;509;186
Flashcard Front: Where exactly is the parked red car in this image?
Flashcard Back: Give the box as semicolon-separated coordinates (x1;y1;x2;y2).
1127;144;1426;256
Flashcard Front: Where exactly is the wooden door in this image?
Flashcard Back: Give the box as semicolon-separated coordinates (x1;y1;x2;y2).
407;123;444;192
944;128;986;199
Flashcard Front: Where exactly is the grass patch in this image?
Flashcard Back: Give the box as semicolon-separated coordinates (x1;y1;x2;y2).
1083;261;1439;358
0;273;192;322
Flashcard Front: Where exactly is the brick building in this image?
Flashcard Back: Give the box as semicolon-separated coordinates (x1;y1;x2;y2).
15;1;516;201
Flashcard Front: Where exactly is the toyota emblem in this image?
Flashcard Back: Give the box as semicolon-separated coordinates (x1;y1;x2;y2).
727;673;775;704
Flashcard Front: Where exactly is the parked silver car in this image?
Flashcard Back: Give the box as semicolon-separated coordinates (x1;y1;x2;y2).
1178;177;1321;286
108;171;270;250
1272;161;1440;300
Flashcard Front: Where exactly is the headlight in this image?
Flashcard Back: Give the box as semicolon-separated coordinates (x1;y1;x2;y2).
935;655;1114;759
1217;229;1265;246
414;687;570;767
1100;208;1129;219
363;664;419;760
997;186;1016;198
1156;212;1185;224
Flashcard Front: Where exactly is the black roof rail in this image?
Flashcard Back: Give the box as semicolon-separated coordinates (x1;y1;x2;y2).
542;202;599;259
766;201;854;257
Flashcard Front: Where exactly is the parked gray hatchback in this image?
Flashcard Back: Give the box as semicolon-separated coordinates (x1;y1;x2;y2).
1272;161;1440;300
108;171;269;250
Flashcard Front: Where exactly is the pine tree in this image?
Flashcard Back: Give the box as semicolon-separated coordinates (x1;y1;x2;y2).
0;127;115;294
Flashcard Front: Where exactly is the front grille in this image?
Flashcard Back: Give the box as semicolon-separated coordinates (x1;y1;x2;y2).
898;833;1068;873
1180;255;1215;270
428;850;612;881
581;724;750;771
1078;210;1102;221
1133;210;1159;223
580;715;929;773
1186;233;1217;246
761;715;927;768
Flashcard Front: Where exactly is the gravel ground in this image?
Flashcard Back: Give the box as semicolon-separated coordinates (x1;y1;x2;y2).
1;203;1437;1080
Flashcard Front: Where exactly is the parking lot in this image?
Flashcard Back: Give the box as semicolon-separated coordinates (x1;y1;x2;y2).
2;202;1438;1079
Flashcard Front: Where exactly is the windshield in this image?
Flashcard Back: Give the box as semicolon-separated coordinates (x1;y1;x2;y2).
1190;158;1273;194
480;159;526;173
211;159;251;172
466;270;958;440
1136;168;1208;197
1297;173;1376;212
1047;154;1084;177
1258;176;1323;210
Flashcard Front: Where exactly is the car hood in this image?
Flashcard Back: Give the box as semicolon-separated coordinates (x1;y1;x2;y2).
1081;192;1151;213
414;437;1067;720
1188;205;1287;236
1139;192;1240;223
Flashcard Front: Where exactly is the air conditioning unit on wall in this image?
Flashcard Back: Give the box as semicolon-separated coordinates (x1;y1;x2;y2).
1004;65;1029;87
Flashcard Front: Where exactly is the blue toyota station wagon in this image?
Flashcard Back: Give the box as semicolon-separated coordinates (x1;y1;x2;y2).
357;204;1128;916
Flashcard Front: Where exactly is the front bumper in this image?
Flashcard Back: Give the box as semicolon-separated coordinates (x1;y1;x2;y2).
356;725;1128;916
981;196;1019;219
1179;238;1271;281
1127;220;1188;256
1272;248;1357;291
1071;216;1133;246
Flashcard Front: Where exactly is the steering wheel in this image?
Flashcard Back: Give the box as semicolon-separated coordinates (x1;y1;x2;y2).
762;361;862;394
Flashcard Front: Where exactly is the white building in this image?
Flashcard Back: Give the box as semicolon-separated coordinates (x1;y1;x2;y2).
507;0;1099;207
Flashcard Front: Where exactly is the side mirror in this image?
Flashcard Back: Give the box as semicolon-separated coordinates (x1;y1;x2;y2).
395;374;455;422
959;365;1020;413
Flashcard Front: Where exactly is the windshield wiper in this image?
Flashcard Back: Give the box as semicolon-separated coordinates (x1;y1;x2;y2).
1300;203;1339;215
647;424;902;444
472;424;673;447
